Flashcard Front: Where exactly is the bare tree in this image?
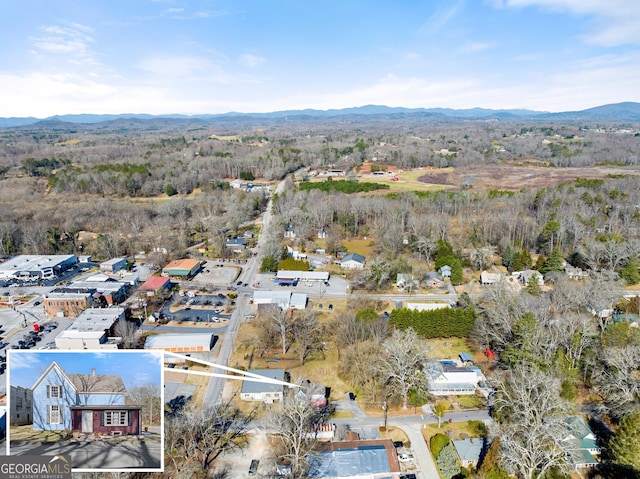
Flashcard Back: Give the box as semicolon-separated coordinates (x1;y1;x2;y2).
265;387;320;478
491;365;571;479
265;305;290;355
165;402;256;477
114;319;141;349
128;383;161;426
376;328;429;409
291;310;325;365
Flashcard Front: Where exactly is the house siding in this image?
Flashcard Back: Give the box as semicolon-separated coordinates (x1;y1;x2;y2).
32;369;76;430
71;408;141;435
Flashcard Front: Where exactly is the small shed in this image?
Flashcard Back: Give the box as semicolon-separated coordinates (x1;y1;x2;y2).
71;405;142;435
459;352;474;364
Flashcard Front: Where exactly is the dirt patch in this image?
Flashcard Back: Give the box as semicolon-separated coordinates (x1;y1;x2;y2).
417;162;640;191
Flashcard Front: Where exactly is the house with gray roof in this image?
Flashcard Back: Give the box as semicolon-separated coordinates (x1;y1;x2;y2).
453;438;484;467
240;369;286;404
340;253;366;270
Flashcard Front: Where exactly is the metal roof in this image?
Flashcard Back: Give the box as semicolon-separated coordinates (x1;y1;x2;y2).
240;369;285;394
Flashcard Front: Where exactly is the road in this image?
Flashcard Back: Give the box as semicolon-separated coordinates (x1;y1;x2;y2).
202;175;288;406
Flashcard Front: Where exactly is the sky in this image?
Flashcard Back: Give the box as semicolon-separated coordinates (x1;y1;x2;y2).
0;0;639;117
9;350;163;392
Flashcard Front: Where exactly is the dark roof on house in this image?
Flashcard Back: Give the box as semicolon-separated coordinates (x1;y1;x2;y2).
241;369;285;395
459;352;474;363
67;373;127;395
341;253;365;264
226;237;247;245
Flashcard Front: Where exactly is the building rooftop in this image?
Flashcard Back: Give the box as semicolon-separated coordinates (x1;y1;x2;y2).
241;369;285;395
139;276;171;291
163;258;200;271
144;333;216;350
65;307;125;332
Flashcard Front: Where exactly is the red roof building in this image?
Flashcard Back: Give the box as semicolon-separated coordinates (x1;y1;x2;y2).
139;276;171;293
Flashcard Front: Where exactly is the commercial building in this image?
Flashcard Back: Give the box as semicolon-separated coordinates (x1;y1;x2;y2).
54;307;125;350
0;254;77;280
100;257;128;273
144;333;218;352
253;291;307;310
162;259;202;279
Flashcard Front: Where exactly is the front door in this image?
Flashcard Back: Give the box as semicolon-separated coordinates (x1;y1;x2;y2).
82;410;93;433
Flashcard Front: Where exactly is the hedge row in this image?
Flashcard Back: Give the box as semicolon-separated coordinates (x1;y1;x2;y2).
388;307;475;338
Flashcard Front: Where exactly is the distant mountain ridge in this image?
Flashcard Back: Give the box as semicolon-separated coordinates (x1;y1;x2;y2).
1;102;639;127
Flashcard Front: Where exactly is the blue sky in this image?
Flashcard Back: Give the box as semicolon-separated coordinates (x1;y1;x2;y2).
0;0;638;117
9;351;163;392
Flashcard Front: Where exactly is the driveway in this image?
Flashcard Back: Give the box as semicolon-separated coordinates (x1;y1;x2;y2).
10;434;162;470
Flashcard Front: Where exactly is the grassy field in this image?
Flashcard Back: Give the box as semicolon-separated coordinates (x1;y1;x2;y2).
341;238;376;257
362;168;453;192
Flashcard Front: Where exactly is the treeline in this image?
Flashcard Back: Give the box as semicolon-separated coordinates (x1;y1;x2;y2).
298;179;389;194
388;307;476;338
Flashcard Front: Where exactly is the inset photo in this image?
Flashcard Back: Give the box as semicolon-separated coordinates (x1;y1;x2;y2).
8;350;163;472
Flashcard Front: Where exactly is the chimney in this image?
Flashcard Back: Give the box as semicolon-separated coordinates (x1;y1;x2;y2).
91;368;96;376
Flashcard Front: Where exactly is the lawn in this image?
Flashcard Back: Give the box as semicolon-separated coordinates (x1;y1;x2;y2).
421;420;486;444
426;337;474;360
341;238;376;257
10;425;73;442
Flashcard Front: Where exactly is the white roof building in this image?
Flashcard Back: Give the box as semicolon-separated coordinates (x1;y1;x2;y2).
55;307;125;350
253;291;308;310
0;254;77;280
276;270;329;282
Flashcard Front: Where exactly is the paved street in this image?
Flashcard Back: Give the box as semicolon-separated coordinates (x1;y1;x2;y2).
10;434;163;470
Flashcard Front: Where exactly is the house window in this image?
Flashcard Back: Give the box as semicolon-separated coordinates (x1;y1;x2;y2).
47;385;62;398
16;397;23;409
48;404;62;424
103;410;128;426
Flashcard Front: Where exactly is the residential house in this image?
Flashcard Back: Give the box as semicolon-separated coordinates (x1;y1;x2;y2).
340;253;366;270
560;416;601;470
31;361;141;435
240;369;286;403
396;274;420;291
566;265;590;281
10;385;33;426
317;228;328;239
518;270;544;285
440;265;452;279
453;438;484;468
480;271;503;285
424;360;483;396
284;226;296;240
424;272;444;289
229;179;244;189
225;237;247;252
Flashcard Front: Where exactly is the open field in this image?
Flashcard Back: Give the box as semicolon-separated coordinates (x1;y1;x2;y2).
415;162;640;191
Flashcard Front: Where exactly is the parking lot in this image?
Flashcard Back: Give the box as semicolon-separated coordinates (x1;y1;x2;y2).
192;260;241;286
158;292;233;324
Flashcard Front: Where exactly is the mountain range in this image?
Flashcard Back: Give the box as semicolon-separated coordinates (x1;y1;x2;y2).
1;102;639;128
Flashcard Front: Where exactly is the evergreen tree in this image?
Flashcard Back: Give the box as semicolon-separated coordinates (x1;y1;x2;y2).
610;408;640;472
478;438;510;479
501;245;515;271
542;249;565;274
620;256;640;285
525;272;542;296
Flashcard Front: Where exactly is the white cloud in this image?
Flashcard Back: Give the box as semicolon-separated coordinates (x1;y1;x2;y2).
30;23;99;65
9;352;42;369
458;42;493;53
420;0;466;34
497;0;640;46
239;54;265;68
